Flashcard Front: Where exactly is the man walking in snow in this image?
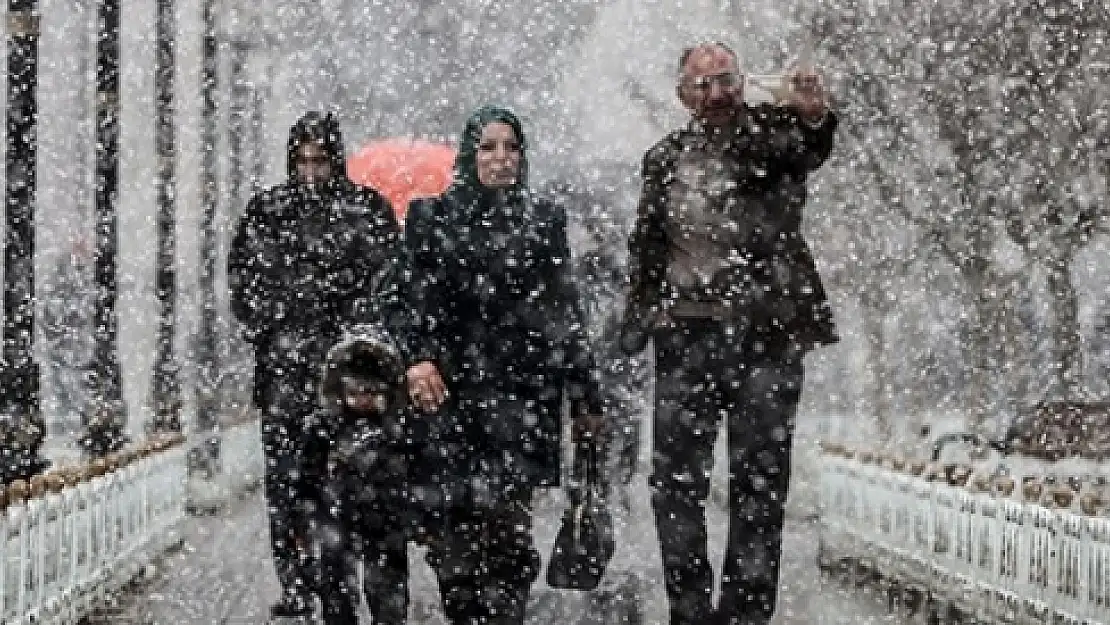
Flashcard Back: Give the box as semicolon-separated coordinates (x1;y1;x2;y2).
620;42;838;625
229;111;400;621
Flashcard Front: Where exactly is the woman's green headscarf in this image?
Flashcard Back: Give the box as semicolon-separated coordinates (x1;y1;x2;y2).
451;105;529;196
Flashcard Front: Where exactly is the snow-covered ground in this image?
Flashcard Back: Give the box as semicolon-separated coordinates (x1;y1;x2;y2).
101;477;899;625
91;406;906;625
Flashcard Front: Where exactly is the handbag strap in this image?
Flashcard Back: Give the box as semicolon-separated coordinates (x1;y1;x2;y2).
573;439;602;490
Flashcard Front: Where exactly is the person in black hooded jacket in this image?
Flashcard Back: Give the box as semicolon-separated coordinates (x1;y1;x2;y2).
228;111;400;620
388;105;603;625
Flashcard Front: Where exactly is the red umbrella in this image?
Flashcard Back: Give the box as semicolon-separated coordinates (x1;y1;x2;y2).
347;138;456;222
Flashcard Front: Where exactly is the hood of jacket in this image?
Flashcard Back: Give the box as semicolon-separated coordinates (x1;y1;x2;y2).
318;325;407;417
286;111;348;184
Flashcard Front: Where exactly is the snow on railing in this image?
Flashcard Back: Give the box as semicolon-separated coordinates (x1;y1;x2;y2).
818;445;1110;625
0;433;187;625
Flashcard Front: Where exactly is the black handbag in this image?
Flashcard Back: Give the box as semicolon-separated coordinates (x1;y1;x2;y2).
546;439;615;591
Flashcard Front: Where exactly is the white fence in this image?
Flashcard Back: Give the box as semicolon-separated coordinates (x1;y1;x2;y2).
0;436;187;625
818;451;1110;624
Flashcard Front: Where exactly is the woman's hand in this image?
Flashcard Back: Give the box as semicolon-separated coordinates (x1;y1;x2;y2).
406;361;447;413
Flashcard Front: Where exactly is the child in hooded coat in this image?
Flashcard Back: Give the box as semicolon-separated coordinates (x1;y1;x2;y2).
307;328;429;625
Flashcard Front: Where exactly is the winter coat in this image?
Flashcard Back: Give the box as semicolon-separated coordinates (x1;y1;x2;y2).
303;329;423;536
623;104;839;353
391;106;602;498
228;113;400;414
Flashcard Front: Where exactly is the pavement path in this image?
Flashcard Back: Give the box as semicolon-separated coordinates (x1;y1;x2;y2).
94;474;904;625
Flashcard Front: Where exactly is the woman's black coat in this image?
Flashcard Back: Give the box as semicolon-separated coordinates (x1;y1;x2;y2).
396;188;601;497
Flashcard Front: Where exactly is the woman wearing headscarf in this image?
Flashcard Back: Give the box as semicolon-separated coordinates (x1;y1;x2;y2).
390;105;603;624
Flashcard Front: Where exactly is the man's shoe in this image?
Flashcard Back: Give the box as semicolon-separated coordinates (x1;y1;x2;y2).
269;595;313;619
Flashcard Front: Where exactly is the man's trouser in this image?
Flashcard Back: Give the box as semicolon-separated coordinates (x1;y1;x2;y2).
428;487;540;625
261;414;318;607
650;318;804;625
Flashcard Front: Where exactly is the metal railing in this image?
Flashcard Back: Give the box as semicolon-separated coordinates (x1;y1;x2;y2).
0;434;187;625
818;448;1110;624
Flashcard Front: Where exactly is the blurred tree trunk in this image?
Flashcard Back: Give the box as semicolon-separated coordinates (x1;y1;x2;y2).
222;38;252;416
83;0;127;456
1045;247;1083;399
3;0;40;409
961;263;1002;432
229;39;248;222
195;0;220;432
151;0;181;432
955;252;1029;437
859;297;891;440
2;0;44;466
1007;2;1105;402
945;212;1029;436
250;88;264;194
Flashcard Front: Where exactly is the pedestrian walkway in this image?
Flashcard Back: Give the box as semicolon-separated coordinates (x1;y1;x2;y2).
95;472;900;625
